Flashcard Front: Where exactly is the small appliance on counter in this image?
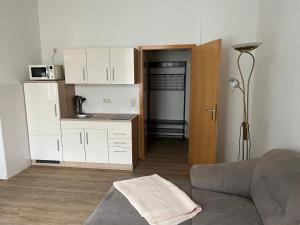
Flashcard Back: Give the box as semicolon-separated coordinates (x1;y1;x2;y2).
73;95;92;118
29;65;64;80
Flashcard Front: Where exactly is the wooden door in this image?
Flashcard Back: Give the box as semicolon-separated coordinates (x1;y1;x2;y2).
85;129;109;163
189;40;221;164
61;129;86;162
110;48;135;84
29;135;62;161
64;49;87;84
86;48;110;84
24;82;61;135
139;49;148;159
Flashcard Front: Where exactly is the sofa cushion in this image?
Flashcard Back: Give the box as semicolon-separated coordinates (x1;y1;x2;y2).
192;189;263;225
84;180;192;225
251;149;300;225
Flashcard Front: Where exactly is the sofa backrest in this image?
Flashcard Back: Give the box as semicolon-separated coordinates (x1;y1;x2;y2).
251;149;300;225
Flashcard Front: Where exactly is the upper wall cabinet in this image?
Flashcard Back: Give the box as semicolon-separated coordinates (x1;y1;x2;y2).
110;48;135;84
64;49;88;84
86;48;110;84
64;48;137;85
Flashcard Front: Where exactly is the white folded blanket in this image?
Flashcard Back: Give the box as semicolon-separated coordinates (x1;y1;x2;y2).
113;174;202;225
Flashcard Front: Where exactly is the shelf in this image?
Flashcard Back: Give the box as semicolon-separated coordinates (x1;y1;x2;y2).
149;119;185;125
149;128;184;133
148;61;187;68
149;74;185;91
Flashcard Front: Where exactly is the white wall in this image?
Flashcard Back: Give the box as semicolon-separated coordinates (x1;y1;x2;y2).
75;85;139;114
0;0;42;179
38;0;201;64
251;0;300;157
201;0;259;162
37;0;259;162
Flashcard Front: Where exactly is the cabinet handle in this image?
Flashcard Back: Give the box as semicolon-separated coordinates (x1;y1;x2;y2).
57;139;60;151
82;68;86;81
54;104;57;117
106;68;109;81
114;133;126;136
114;142;127;145
86;132;89;145
112;68;115;81
113;150;127;153
80;132;82;144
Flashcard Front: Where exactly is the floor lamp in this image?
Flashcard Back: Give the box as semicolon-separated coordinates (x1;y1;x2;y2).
229;42;262;161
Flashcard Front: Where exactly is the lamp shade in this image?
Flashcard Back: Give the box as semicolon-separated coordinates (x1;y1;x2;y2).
232;42;262;53
229;78;240;89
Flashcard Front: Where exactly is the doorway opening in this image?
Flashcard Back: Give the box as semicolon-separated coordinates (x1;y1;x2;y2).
143;49;192;161
139;41;221;165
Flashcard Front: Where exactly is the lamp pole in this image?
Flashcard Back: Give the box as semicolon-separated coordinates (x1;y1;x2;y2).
230;42;261;160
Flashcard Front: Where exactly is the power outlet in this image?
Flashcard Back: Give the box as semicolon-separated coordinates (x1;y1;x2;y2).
103;98;112;104
130;98;136;108
53;48;58;54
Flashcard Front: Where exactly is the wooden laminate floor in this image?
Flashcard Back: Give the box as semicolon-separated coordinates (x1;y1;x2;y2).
0;138;189;225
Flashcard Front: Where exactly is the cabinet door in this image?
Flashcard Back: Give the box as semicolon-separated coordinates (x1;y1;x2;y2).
24;83;60;135
110;48;135;84
109;147;132;164
85;129;108;163
64;49;87;84
29;135;62;161
61;129;85;162
86;48;110;84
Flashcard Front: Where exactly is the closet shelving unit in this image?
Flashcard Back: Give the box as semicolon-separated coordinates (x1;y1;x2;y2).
147;61;187;138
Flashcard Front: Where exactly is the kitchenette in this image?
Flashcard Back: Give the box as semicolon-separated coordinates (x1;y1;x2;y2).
23;47;139;171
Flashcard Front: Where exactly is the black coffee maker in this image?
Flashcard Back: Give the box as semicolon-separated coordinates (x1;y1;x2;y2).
73;95;86;115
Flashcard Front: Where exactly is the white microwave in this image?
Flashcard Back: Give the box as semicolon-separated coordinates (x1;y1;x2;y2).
29;65;64;80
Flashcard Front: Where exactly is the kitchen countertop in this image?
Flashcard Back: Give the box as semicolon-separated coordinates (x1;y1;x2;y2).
61;113;138;122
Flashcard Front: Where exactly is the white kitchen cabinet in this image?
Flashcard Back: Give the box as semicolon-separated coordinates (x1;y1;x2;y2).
24;81;74;162
110;48;135;84
61;128;108;163
29;135;62;161
85;129;108;163
64;48;136;85
24;82;61;135
64;48;87;84
109;147;132;164
61;129;85;162
60;118;139;170
86;48;110;84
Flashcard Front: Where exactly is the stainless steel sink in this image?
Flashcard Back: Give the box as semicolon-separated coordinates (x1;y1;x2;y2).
72;114;93;119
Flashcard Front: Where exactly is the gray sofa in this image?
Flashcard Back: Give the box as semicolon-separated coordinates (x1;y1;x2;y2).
85;149;300;225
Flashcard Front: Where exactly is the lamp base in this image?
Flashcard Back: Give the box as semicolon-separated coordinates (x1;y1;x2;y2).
239;121;251;160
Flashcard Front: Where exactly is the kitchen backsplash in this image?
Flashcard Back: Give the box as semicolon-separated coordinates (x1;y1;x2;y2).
75;85;140;114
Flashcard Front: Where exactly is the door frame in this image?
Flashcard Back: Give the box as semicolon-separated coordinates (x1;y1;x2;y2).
138;44;196;159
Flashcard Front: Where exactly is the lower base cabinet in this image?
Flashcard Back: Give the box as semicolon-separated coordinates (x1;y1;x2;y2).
29;135;62;161
61;128;109;163
60;118;139;170
109;147;132;164
61;129;85;162
85;129;108;163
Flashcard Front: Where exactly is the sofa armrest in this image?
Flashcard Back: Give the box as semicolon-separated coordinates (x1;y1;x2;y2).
190;159;259;197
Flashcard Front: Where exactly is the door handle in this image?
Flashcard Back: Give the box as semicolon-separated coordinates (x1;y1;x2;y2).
86;132;89;145
106;68;109;81
79;132;82;144
205;105;217;121
112;68;115;81
82;68;86;81
57;139;60;151
54;104;58;117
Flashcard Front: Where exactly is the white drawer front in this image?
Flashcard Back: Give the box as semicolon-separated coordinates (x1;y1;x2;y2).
109;139;132;148
109;147;132;164
108;129;131;139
